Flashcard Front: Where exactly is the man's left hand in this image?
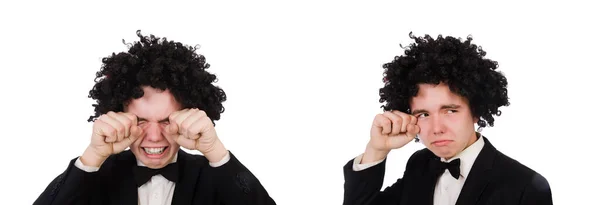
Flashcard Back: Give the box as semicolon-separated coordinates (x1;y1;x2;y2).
164;108;228;163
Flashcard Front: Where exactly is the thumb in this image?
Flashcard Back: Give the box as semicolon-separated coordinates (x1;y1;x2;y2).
386;124;419;149
130;126;144;139
406;124;420;137
164;124;184;144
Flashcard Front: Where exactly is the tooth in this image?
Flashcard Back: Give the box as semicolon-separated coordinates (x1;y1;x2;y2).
144;147;165;154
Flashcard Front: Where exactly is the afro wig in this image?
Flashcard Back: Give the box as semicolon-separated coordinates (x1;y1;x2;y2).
379;32;509;129
87;30;226;124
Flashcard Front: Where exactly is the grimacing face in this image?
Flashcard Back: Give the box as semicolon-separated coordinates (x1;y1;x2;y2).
124;86;181;169
410;83;479;160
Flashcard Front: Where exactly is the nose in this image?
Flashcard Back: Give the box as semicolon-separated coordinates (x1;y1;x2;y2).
431;115;445;136
143;122;166;142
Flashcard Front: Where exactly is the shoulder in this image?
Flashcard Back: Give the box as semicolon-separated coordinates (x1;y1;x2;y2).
177;149;209;161
493;150;551;192
409;147;434;161
404;147;435;170
175;149;211;168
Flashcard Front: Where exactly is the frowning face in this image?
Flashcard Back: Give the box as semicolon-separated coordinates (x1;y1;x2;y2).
410;83;479;160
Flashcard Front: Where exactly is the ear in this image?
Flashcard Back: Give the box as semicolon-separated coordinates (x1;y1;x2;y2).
472;115;479;124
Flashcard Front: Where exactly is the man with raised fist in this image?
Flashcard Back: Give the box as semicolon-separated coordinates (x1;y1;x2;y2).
34;31;276;205
343;33;553;205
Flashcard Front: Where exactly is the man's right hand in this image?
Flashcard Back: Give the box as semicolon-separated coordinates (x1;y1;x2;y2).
81;111;144;167
362;111;420;164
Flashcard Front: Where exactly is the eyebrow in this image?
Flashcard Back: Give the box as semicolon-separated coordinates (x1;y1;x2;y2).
411;104;462;115
411;109;427;115
137;116;170;123
441;104;461;110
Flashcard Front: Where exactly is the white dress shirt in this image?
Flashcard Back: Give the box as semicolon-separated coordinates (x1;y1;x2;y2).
353;136;485;205
74;150;231;205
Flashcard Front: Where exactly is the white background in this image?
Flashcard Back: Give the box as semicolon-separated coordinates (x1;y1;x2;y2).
0;1;598;204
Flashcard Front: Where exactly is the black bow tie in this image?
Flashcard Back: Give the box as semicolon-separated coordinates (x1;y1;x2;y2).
132;163;179;187
430;158;461;180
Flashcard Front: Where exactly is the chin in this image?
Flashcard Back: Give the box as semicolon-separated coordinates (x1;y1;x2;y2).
430;148;457;160
142;158;168;168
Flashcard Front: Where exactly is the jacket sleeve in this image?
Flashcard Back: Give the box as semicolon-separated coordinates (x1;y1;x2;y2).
33;157;107;205
343;151;421;205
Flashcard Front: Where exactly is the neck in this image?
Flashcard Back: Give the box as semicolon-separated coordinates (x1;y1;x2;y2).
466;131;479;148
443;132;479;161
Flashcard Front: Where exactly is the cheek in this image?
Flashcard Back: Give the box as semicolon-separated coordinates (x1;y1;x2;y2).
445;115;474;137
130;137;143;148
168;137;178;147
416;116;427;126
162;131;178;147
443;116;459;130
416;120;432;140
168;139;179;154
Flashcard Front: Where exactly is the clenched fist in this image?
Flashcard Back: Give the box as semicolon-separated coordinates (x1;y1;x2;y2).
362;111;420;163
164;108;228;163
81;111;144;167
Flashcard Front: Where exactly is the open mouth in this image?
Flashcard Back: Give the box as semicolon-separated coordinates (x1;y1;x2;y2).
142;147;168;155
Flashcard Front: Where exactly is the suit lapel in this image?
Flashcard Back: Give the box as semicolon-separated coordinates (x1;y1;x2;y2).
455;136;496;205
171;150;202;205
109;151;139;205
114;172;139;205
408;151;441;205
423;166;443;205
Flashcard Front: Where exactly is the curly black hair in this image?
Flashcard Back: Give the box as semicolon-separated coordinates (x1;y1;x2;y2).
87;30;226;124
379;32;509;129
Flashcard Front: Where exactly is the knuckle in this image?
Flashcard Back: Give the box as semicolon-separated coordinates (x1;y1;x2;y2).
396;111;409;119
382;118;391;127
124;112;135;120
402;115;410;123
393;117;402;125
99;114;108;121
396;111;405;118
201;116;211;123
181;122;192;132
122;120;132;128
116;124;125;132
374;114;383;121
108;129;117;137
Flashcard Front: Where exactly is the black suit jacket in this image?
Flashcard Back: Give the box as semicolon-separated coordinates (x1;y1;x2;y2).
34;149;276;205
343;137;552;205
